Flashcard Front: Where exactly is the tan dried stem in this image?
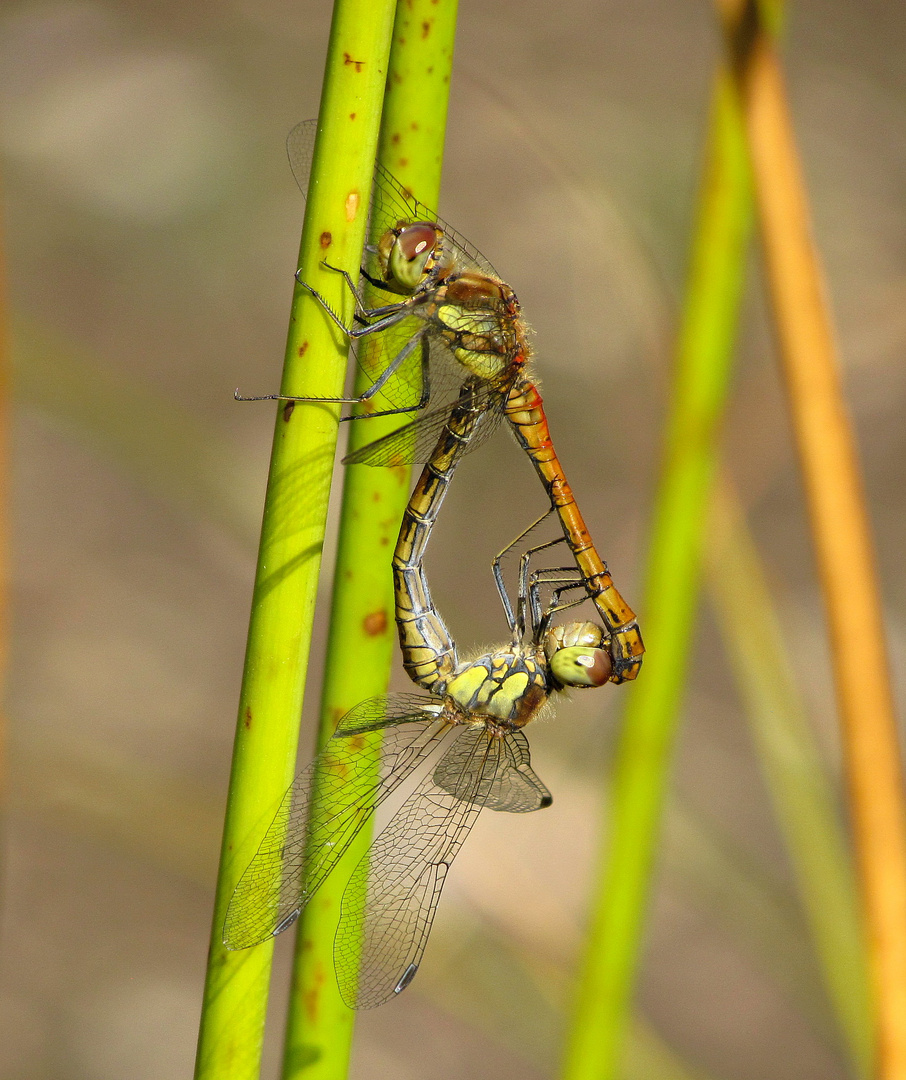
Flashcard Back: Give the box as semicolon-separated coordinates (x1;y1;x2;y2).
717;2;906;1075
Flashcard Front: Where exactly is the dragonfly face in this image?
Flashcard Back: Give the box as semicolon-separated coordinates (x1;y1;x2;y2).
545;621;613;689
376;220;446;294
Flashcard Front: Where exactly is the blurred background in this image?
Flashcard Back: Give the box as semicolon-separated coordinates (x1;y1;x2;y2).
0;1;904;1077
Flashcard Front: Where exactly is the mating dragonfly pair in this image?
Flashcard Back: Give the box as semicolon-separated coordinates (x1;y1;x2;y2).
223;122;644;1007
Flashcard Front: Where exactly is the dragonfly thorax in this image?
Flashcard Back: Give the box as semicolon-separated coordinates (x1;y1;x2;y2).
428;272;529;384
444;645;550;729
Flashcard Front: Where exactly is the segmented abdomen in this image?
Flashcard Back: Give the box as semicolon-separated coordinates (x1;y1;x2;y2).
392;385;484;692
503;378;644;682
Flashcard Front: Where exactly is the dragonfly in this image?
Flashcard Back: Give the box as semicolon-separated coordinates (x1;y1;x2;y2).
223;383;614;1009
239;121;644;683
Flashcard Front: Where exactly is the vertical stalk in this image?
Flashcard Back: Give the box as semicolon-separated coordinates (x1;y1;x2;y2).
718;1;906;1073
280;4;459;1079
707;479;872;1076
193;2;397;1077
561;72;751;1080
0;191;8;858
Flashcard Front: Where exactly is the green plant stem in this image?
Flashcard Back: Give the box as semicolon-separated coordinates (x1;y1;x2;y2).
280;4;459;1079
561;71;751;1080
192;3;397;1077
706;478;872;1076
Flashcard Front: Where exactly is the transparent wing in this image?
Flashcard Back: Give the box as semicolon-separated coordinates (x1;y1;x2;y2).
222;695;450;950
342;382;503;467
334;726;551;1008
286;120;500;282
433;727;552;813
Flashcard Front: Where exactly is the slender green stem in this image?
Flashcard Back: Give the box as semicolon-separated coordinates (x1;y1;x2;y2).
280;4;459;1079
560;71;751;1080
193;3;397;1077
706;479;872;1076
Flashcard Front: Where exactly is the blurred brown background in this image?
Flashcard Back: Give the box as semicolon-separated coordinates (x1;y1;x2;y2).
1;1;904;1077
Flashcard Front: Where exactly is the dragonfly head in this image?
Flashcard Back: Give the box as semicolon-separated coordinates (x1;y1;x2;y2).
544;621;613;689
377;221;444;294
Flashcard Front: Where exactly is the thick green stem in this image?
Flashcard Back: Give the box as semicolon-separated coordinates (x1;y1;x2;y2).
193;3;397;1077
560;72;751;1080
280;4;459;1079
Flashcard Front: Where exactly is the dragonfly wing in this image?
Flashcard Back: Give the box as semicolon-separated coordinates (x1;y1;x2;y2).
433;726;552;813
342;383;502;467
334;726;520;1008
286;119;434;252
286;120;317;201
222;697;449;950
371;160;502;282
349;312;430;413
287;121;503;284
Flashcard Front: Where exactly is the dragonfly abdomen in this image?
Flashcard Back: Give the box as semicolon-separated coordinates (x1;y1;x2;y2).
392;386;485;692
504;378;644;683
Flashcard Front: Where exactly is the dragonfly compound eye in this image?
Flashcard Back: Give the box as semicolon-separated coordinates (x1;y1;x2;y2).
550;646;612;689
389;222;438;290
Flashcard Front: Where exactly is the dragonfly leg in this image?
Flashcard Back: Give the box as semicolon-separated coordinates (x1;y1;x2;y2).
340;343;431;423
315;261;370;319
529;573;587;637
516;536;570;642
492;509;556;636
319;260;423;321
357;328;427;401
295;270;416;338
236;321;430;413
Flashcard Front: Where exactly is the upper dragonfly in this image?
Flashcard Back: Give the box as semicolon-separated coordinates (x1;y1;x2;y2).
240;120;644;682
224;381;613;1009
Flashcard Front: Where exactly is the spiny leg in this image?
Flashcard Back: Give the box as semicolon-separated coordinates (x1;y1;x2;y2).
236;324;430;414
492;509;556;636
516;537;574;641
529;574;588;637
524;567;585;639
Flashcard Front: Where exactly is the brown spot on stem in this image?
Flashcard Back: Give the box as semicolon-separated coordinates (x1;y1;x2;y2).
343;53;365;71
283;401;295;422
349;111;356;119
363;610;388;636
298;341;309;356
244;706;252;729
319;231;332;248
304;961;326;1021
422;20;431;37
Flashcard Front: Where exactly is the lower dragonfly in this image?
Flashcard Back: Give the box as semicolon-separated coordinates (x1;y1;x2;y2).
223;383;614;1008
239;121;644;682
